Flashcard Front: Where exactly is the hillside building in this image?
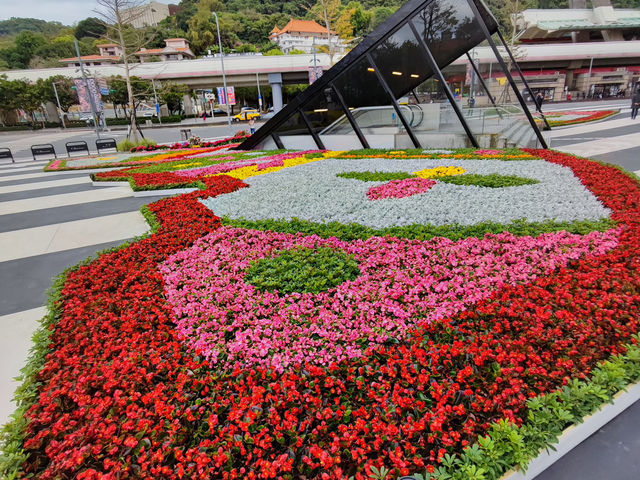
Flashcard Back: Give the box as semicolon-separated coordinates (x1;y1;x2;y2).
270;19;347;55
123;1;177;28
135;38;195;62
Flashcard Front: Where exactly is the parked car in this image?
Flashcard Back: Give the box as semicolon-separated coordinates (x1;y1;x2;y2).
233;109;260;122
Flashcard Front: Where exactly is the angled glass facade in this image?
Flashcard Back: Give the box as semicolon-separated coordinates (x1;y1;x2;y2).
239;0;547;151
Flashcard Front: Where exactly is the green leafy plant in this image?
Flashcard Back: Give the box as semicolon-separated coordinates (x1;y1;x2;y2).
437;174;539;188
337;171;415;182
117;139;136;152
224;216;617;244
245;247;361;295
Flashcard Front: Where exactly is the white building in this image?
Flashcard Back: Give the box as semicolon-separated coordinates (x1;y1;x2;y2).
135;38;195;62
270;19;347;55
124;1;173;28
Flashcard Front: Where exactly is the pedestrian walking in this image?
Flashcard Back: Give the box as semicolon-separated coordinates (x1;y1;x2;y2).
631;89;640;120
535;93;544;112
249;117;256;135
202;111;208;122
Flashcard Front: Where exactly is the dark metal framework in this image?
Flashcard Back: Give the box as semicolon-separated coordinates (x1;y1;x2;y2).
238;0;547;151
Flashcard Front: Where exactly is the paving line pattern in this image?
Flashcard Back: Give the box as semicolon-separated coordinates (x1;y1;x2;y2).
0;165;151;427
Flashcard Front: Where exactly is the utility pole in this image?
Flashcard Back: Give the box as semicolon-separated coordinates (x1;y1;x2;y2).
52;82;66;129
151;78;162;125
74;38;101;138
212;12;232;132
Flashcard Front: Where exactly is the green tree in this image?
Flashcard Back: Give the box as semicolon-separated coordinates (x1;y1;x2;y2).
0;75;27;125
103;75;152;119
74;17;108;39
8;31;47;69
158;82;190;114
36;76;77;112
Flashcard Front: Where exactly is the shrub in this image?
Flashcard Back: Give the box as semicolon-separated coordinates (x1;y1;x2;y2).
117;139;136;152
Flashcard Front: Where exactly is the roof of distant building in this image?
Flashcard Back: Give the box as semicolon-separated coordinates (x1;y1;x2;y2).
59;55;120;63
97;43;119;48
270;19;336;37
514;7;640;40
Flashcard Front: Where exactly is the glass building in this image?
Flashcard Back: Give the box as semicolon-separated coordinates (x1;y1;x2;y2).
239;0;548;151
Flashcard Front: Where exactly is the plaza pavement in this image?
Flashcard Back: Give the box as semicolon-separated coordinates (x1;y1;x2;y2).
0;111;638;477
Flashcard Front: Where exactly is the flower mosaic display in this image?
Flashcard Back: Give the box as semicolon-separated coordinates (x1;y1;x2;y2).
3;146;639;480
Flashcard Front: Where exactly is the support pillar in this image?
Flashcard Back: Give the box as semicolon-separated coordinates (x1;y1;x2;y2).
269;73;284;114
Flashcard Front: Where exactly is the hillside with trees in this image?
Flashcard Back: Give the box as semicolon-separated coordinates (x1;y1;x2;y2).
1;0;639;70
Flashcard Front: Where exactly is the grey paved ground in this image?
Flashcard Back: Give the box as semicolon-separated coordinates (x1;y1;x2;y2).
0;240;130;316
0;196;166;233
534;401;640;480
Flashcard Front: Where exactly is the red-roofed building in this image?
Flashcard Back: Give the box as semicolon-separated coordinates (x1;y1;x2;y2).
135;38;195;62
269;19;347;55
59;54;121;68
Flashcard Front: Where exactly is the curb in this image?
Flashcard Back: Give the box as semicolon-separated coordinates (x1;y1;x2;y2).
501;382;640;480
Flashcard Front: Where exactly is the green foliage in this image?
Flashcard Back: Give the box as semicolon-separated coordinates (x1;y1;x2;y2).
117;139;136;152
438;173;540;188
117;138;157;152
245;246;361;294
103;76;153;118
336;170;415;182
264;48;284;55
159;82;190;115
223;216;617;243
0;18;66;37
410;336;640;480
74;17;107;40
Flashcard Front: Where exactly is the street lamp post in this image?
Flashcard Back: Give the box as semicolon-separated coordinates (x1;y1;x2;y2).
212;12;232;132
52;81;66;129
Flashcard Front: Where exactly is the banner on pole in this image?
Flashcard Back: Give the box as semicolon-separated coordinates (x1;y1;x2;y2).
74;78;103;113
217;86;236;105
309;66;323;85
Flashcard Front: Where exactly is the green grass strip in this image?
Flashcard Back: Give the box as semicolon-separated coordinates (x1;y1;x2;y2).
437;173;539;188
336;171;415;182
222;216;617;243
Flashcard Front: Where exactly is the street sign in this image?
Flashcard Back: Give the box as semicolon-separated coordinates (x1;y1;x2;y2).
204;92;216;101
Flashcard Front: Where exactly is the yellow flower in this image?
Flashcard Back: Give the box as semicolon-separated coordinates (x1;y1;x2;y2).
415;166;466;178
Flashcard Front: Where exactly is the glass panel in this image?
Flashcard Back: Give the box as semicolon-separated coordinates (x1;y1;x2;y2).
301;87;363;150
369;23;434;101
332;57;407;148
274;110;317;149
411;0;486;71
476;34;544;148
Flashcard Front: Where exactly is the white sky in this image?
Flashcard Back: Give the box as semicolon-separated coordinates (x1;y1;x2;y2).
0;0;174;26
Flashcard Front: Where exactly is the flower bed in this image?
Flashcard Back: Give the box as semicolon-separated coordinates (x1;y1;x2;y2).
1;148;639;480
542;110;618;127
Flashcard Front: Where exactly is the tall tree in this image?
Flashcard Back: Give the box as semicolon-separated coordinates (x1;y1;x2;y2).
159;82;190;115
95;0;149;141
74;17;108;39
308;0;341;64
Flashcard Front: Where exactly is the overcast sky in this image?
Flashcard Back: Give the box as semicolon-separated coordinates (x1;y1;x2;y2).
0;0;174;26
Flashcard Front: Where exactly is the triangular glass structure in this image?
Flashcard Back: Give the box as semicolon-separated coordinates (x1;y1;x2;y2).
238;0;548;151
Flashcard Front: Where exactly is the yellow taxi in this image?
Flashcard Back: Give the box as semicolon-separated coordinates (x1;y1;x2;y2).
233;109;261;122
